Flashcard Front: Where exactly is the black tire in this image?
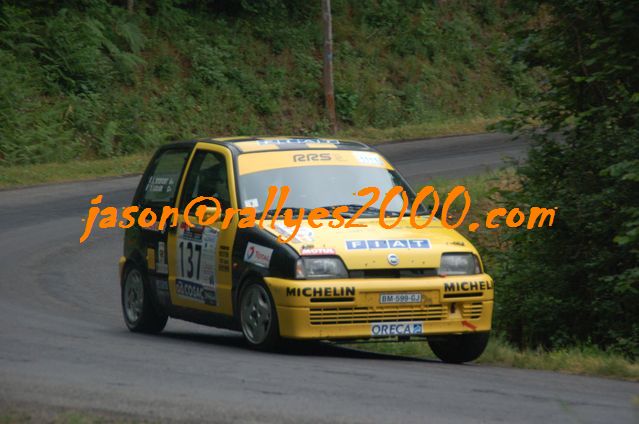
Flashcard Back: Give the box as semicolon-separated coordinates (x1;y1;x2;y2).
427;332;490;364
121;264;168;333
239;279;280;350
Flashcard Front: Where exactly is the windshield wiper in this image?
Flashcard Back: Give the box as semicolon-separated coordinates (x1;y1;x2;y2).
260;207;306;218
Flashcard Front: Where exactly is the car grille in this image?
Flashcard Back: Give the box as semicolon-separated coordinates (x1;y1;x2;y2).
461;302;483;319
309;304;448;325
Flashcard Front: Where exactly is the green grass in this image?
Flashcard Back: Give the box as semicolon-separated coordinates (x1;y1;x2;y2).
344;337;639;381
0;408;149;424
0;411;30;424
340;116;500;144
0;152;151;190
419;167;513;200
0;118;497;190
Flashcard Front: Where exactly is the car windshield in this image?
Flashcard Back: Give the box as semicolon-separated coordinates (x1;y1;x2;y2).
237;164;427;216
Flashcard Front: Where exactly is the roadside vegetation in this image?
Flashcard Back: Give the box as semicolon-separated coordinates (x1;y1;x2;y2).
0;0;532;168
352;168;639;381
490;0;639;360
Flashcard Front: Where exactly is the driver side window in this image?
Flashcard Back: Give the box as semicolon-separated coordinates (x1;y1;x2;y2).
180;150;231;210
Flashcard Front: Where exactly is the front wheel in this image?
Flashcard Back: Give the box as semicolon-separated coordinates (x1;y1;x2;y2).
121;265;167;333
239;280;280;350
427;332;489;364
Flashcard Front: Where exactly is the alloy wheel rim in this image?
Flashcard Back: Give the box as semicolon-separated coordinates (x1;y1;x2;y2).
240;285;272;344
124;269;144;324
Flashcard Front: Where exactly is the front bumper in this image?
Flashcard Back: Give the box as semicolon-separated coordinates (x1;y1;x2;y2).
264;274;493;340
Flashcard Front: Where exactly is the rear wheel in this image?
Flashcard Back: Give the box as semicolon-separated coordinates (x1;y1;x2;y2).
121;265;167;333
427;332;489;364
239;280;280;350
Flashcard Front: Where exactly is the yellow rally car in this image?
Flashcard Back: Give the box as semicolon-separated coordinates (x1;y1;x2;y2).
120;137;493;363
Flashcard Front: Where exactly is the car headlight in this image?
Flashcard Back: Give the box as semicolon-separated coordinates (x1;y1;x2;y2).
295;257;348;279
438;253;481;276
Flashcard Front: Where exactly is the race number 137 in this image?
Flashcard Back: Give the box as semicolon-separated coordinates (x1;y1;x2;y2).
179;241;201;280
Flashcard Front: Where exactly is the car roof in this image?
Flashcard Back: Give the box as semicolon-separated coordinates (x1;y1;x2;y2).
159;136;373;155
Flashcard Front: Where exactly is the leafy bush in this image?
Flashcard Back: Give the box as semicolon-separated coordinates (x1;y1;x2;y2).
494;0;639;358
153;53;180;80
191;44;229;86
0;48;74;164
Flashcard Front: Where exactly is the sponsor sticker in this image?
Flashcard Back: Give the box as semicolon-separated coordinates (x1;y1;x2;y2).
218;245;230;272
300;247;336;255
202;288;217;306
275;222;314;243
444;280;493;292
176;280;204;303
256;138;340;145
353;151;383;166
244;198;259;208
175;280;217;306
244;242;273;268
371;321;423;337
293;153;332;162
286;286;355;297
145;175;176;193
345;239;430;250
156;241;168;274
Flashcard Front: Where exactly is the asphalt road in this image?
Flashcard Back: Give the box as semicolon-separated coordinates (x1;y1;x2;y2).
1;133;637;423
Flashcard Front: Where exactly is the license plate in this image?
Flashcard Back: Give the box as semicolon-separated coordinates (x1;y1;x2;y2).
371;321;423;337
379;293;422;304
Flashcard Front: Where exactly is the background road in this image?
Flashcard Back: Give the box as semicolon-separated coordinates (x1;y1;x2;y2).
1;133;637;423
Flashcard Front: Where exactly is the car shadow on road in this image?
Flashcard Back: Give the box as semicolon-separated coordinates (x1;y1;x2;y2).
157;330;440;364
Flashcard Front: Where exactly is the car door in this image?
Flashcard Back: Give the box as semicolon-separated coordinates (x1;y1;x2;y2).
167;144;239;316
132;147;192;305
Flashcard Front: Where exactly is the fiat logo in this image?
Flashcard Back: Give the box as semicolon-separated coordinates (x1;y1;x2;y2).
387;253;399;266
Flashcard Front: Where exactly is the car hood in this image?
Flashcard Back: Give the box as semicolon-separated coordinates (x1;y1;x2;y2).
264;217;478;270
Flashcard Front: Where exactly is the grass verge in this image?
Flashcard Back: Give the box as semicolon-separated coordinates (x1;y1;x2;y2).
0;407;148;424
343;337;639;381
0;117;497;190
340;117;499;144
0;152;151;190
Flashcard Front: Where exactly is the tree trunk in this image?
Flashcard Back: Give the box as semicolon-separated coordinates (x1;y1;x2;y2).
321;0;338;135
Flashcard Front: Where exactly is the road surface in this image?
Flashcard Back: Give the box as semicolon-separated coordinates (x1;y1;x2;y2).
1;133;637;423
